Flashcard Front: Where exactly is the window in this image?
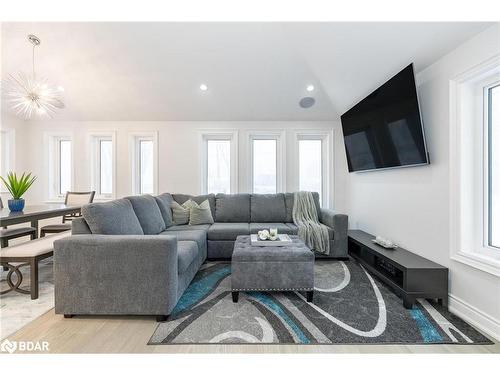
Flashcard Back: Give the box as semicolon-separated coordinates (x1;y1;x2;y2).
449;59;500;276
46;134;73;199
487;84;499;248
294;131;332;207
249;132;285;194
131;133;158;195
200;131;238;194
207;140;231;193
253;139;277;194
139;140;154;194
299;139;323;202
90;133;115;198
59;140;72;195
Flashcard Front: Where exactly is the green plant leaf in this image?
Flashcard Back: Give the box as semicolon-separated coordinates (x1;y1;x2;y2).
0;171;37;199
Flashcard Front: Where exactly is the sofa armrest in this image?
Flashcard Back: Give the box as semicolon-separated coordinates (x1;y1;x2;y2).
320;208;348;240
53;235;179;315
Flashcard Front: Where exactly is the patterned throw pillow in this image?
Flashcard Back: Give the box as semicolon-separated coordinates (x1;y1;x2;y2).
171;200;193;225
189;199;215;225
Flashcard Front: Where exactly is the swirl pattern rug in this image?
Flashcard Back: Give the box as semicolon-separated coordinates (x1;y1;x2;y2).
149;261;492;345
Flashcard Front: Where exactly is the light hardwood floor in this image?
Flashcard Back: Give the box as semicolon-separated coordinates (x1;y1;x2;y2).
5;309;499;354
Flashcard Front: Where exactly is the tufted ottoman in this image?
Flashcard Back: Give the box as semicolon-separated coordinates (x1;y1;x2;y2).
231;235;314;303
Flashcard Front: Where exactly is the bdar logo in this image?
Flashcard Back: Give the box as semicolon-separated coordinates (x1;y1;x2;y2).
0;339;17;354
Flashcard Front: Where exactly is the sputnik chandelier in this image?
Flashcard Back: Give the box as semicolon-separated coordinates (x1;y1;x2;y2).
2;34;65;119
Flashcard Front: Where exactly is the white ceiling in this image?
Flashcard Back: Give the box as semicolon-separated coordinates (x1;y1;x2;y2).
1;22;493;121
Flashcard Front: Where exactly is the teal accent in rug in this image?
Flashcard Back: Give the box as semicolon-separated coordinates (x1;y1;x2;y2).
248;292;310;344
171;265;231;315
410;307;443;343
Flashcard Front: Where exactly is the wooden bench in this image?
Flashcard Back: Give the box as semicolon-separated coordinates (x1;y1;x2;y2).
0;232;70;299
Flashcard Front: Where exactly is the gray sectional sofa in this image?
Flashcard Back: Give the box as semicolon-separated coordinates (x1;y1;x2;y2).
54;192;348;321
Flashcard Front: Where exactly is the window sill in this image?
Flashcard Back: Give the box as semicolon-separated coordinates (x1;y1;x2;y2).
452;251;500;277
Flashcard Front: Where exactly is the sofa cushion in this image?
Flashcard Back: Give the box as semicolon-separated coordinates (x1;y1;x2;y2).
172;193;216;218
171;200;192;225
189;199;214;225
81;199;144;235
166;224;211;232
250;194;286;222
284;193;294;223
208;222;250;241
125;195;166;234
155;193;174;228
177;241;198;274
215;194;250;222
250;223;297;235
160;229;207;259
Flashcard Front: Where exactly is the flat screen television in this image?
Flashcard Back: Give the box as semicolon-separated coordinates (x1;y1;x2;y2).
340;64;429;172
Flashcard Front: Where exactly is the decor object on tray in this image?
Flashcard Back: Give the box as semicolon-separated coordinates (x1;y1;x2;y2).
0;172;37;212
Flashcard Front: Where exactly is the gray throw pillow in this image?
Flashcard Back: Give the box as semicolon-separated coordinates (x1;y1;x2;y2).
125;195;166;234
189;199;214;225
171;200;192;225
155;193;174;228
81;199;144;235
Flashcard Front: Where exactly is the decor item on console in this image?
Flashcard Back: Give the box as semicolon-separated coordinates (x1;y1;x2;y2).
372;235;398;249
292;191;330;255
2;34;64;119
0;172;37;212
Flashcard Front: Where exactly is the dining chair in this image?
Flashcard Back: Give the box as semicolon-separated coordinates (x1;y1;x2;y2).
0;197;37;248
40;191;96;237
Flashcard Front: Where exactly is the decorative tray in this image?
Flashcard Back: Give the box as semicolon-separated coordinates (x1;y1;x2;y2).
250;234;293;246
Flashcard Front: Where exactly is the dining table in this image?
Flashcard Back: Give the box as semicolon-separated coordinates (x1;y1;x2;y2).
0;204;82;239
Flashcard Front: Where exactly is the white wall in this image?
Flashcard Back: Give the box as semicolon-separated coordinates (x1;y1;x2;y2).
347;24;500;339
0;119;349;212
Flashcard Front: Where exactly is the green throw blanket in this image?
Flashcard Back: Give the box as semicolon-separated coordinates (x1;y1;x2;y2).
292;191;330;255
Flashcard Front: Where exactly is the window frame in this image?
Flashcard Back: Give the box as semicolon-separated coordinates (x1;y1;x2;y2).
483;81;500;251
247;130;286;194
0;128;15;193
130;132;158;195
293;130;333;208
449;56;500;276
45;132;74;201
89;132;116;200
200;130;238;195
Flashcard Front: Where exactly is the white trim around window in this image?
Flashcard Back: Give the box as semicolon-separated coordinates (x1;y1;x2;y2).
129;132;158;195
0;128;15;193
44;132;74;201
449;54;500;277
89;131;117;200
292;130;333;208
247;130;286;193
199;130;238;194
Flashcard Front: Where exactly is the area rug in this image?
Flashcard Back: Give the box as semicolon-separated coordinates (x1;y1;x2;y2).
0;258;54;340
149;260;493;345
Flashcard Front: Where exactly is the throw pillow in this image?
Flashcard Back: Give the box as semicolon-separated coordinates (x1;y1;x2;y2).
189;199;215;225
171;200;193;225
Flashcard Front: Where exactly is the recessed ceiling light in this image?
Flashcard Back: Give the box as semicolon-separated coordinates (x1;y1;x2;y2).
306;84;315;92
199;84;208;91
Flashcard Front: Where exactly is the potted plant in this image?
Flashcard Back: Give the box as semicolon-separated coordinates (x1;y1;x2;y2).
0;172;37;212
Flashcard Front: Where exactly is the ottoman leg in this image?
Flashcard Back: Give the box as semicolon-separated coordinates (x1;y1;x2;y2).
306;290;314;303
232;291;239;303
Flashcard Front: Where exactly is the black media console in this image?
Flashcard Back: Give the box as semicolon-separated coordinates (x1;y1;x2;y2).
348;230;448;309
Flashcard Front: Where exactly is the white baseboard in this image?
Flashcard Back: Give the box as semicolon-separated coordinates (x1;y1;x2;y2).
448;294;500;342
